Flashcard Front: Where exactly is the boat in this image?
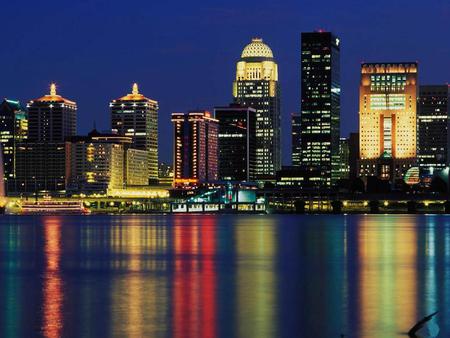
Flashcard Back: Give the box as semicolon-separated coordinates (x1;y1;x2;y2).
19;199;90;215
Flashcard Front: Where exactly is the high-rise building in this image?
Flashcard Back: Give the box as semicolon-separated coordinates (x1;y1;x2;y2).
66;129;148;194
299;31;341;188
339;137;349;179
291;112;301;167
417;85;450;173
0;99;28;186
27;83;77;142
171;111;218;187
66;132;125;194
215;104;256;181
358;63;418;183
14;84;77;194
233;38;281;179
111;83;158;183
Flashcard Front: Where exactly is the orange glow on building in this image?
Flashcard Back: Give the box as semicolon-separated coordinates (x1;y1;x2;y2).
358;63;418;180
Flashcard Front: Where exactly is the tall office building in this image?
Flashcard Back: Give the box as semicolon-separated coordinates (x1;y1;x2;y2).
358;63;418;182
233;38;281;179
15;84;77;194
171;111;218;187
339;137;350;179
215;104;256;181
291;112;301;167
0;99;28;186
299;31;341;188
417;85;450;173
111;83;159;182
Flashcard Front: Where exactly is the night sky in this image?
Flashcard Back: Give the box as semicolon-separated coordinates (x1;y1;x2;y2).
1;0;449;164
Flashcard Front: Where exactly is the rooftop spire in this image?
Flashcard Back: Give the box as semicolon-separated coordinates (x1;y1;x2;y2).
50;83;57;96
132;83;139;95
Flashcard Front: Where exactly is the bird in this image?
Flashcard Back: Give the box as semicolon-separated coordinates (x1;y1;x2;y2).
408;311;438;337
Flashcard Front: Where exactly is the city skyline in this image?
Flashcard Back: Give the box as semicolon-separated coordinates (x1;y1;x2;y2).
1;0;449;165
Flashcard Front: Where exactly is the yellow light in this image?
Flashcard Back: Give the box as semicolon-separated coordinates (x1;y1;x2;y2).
384;201;389;207
424;201;429;207
343;201;348;207
363;201;368;207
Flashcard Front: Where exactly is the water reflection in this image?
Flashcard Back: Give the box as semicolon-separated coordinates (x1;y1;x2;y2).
41;217;63;338
0;215;450;337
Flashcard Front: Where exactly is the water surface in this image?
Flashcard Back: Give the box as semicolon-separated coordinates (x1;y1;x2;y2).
0;214;449;338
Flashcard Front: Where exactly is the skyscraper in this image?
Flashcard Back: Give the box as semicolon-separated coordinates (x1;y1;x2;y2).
417;85;450;173
0;99;28;186
339;137;350;179
291;112;301;167
171;111;218;187
15;84;77;194
215;104;256;181
299;31;341;188
111;83;159;183
358;63;418;182
27;83;77;142
233;38;280;179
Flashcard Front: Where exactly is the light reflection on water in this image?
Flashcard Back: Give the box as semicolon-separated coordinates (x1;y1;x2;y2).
0;214;449;337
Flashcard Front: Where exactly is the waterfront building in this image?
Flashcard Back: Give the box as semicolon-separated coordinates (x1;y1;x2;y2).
339;137;350;179
158;162;173;185
215;104;256;181
111;83;159;183
299;31;341;188
358;63;418;184
0;99;28;189
171;110;218;187
14;84;77;194
291;112;301;167
233;38;281;179
66;134;124;194
66;130;149;194
417;85;450;173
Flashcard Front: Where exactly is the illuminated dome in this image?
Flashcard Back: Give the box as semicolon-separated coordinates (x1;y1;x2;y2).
241;38;274;58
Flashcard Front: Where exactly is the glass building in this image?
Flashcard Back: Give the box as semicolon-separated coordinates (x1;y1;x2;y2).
417;85;450;173
233;38;281;180
111;83;159;183
171;111;218;187
215;104;256;181
0;99;28;188
291;112;301;167
358;63;418;183
299;31;341;188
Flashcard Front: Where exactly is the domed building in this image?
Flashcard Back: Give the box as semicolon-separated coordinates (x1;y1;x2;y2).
232;38;281;179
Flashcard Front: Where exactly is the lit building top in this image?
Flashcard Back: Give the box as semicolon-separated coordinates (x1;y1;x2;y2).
32;83;76;106
241;38;274;59
113;83;157;104
235;38;278;83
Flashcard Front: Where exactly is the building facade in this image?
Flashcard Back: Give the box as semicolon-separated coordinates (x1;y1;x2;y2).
417;85;450;173
0;99;28;190
111;83;158;183
358;63;418;183
14;84;77;194
291;112;301;167
339;137;350;179
299;31;341;188
233;38;281;179
171;111;218;187
215;104;256;181
66;137;124;194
